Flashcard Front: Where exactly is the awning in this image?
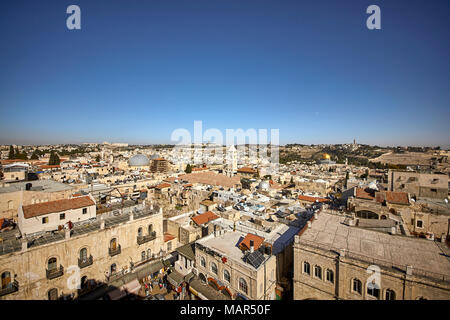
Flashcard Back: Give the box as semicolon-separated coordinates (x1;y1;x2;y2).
136;260;164;279
106;288;127;300
167;271;184;287
120;279;141;295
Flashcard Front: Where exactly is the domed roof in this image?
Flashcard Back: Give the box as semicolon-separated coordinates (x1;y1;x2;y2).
129;154;150;166
150;154;161;160
322;153;331;160
259;181;270;191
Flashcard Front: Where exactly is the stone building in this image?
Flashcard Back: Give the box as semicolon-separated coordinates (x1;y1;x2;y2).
293;211;450;300
193;230;277;300
0;205;164;300
388;170;448;200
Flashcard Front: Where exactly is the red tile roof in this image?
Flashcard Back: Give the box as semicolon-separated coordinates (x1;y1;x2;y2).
385;191;409;205
237;167;257;174
22;196;95;219
191;211;219;225
355;188;375;200
298;195;330;203
164;232;176;242
239;233;265;251
155;183;171;189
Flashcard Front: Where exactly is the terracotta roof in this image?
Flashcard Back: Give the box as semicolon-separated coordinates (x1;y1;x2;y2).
298;195;330;203
355;188;375;200
191;211;219;225
385;191;409;205
153;158;166;161
155;183;171;189
239;233;265;251
178;172;241;188
22;196;95;219
237;167;257;174
39;165;60;169
164;232;176;242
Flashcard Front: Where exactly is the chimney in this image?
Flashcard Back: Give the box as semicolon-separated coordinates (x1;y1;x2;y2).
100;218;105;230
159;207;163;215
65;228;71;240
21;239;28;252
250;240;254;253
406;265;413;276
129;212;134;221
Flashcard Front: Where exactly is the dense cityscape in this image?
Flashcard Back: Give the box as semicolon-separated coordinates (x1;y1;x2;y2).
0;142;449;300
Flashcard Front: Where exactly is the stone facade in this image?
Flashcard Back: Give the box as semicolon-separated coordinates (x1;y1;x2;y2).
0;209;164;300
293;237;450;300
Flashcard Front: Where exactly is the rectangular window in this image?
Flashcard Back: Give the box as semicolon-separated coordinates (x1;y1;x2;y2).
416;220;423;228
60;213;65;220
430;189;437;192
42;217;49;224
82;208;87;214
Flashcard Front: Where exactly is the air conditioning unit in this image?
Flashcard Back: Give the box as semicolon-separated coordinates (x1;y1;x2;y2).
192;268;198;276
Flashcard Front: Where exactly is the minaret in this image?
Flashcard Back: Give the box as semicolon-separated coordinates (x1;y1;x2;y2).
226;145;237;177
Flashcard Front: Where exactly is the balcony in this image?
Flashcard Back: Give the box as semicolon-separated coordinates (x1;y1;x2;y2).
137;231;156;245
46;265;64;280
0;280;19;297
109;244;121;257
78;255;93;269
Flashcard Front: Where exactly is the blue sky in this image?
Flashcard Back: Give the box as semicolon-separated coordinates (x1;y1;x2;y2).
0;0;449;147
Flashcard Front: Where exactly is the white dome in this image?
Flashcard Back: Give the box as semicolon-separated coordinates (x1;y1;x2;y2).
128;154;150;166
259;181;270;191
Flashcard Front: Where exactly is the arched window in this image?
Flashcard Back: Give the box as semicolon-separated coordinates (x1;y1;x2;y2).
80;276;88;289
141;251;146;261
314;265;322;279
200;256;206;268
239;278;248;295
386;289;396;300
211;262;218;275
48;288;58;300
110;238;117;250
147;249;152;259
138;227;143;237
80;248;88;262
303;262;310;275
1;271;12;289
48;257;57;271
326;269;334;283
367;281;380;299
148;224;153;234
223;269;230;283
352;279;362;295
110;263;117;274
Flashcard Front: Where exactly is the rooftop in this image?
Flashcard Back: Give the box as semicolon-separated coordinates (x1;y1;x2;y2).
22;196;95;219
0;180;73;194
298;212;450;280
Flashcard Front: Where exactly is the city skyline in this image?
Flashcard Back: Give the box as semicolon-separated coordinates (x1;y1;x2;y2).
1;0;449;147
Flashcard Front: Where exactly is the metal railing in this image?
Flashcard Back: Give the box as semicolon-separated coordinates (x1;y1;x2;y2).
0;280;19;297
109;245;121;257
137;231;157;245
46;265;64;280
78;255;93;269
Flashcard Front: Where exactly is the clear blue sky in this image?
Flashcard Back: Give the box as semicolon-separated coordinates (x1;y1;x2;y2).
0;0;449;147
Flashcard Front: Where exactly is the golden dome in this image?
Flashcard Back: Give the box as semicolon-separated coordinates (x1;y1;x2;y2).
322;153;331;160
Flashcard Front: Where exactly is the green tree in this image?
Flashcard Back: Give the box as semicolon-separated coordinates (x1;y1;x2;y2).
8;145;14;159
48;151;61;165
95;155;101;162
30;150;39;160
185;164;192;174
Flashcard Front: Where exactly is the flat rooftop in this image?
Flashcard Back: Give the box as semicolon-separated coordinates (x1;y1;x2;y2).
0;180;73;194
299;212;450;278
196;230;270;271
